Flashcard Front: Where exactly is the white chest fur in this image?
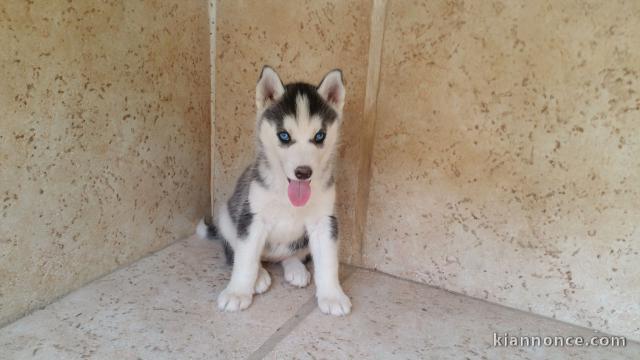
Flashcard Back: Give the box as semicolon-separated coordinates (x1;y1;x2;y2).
249;181;335;244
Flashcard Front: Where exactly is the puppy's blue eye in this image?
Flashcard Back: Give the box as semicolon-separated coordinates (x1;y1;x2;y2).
314;131;326;143
278;131;290;143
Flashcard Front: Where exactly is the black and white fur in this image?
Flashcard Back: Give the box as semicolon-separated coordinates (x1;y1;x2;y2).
197;66;351;315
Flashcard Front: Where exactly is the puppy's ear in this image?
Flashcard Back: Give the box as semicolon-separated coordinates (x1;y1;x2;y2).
256;66;285;112
317;69;345;112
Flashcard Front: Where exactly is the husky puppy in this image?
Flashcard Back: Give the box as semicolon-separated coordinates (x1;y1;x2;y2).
197;66;351;315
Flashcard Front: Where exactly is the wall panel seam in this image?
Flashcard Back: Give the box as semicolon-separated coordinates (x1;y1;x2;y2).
353;0;388;265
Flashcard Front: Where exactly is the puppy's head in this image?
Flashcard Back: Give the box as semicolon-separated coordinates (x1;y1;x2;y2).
255;66;345;207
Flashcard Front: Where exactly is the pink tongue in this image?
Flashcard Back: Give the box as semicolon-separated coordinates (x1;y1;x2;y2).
288;180;311;207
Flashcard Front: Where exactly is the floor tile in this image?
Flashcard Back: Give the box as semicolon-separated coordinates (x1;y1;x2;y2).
2;238;637;360
266;269;640;360
0;236;315;360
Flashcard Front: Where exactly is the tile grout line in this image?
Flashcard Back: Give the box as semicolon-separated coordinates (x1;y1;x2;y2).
247;266;358;360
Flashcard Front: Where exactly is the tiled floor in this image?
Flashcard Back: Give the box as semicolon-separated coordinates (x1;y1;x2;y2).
1;236;638;359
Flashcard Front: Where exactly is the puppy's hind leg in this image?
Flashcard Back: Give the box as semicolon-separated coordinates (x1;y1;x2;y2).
282;256;311;288
254;266;271;294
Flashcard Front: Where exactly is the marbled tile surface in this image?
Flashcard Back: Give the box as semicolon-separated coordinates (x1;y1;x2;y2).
1;240;637;360
0;236;315;359
0;0;211;325
267;270;640;360
214;0;372;263
364;0;640;340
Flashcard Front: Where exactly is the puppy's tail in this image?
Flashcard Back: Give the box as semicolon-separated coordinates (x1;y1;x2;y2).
196;217;218;240
196;217;235;265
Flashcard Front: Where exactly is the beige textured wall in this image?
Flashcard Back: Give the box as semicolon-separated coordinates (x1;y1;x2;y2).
213;0;639;339
214;0;372;263
364;0;640;340
0;0;211;326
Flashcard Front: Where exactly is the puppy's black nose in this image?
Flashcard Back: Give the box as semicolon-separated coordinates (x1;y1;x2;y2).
294;166;313;180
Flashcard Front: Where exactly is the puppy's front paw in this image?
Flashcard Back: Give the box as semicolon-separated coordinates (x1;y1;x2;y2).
217;288;253;312
317;289;351;316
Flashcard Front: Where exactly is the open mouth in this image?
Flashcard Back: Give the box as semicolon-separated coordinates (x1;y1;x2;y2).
287;178;312;184
287;178;311;207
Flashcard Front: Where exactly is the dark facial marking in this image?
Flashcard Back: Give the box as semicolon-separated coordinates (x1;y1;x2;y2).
262;82;338;129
